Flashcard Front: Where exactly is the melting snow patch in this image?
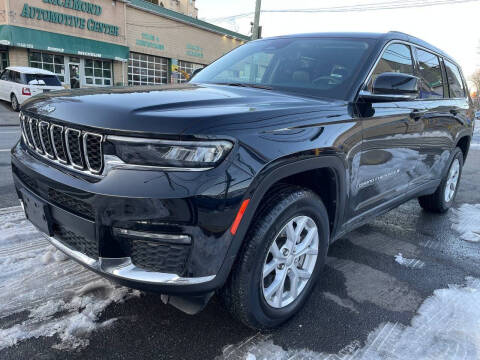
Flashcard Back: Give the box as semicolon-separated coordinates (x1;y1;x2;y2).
220;278;480;360
394;253;425;269
0;206;141;351
450;204;480;242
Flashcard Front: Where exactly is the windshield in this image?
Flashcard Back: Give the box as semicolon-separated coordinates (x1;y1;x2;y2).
25;74;62;86
191;37;375;100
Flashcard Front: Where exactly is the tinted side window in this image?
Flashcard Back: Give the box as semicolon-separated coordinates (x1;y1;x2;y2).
416;48;444;99
369;43;414;90
444;60;465;98
0;70;9;81
11;71;21;83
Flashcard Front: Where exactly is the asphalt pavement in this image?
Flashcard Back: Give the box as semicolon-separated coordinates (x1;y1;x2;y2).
0;101;479;359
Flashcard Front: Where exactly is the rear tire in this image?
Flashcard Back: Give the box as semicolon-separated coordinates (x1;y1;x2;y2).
418;147;463;213
10;94;19;112
220;186;329;330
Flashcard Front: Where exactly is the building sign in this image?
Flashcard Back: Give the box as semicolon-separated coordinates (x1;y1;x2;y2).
186;44;203;58
20;2;119;36
136;33;164;50
41;0;102;16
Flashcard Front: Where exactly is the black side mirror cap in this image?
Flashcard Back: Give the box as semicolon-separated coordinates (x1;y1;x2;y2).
359;72;420;102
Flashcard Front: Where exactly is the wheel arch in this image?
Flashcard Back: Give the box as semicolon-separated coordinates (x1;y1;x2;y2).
456;135;471;162
233;154;346;252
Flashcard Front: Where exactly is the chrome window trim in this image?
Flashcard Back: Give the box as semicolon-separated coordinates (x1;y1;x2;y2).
65;128;84;170
50;124;68;164
361;39;466;101
39;121;55;159
82;132;104;174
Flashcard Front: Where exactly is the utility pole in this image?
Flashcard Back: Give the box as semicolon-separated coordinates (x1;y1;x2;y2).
252;0;262;40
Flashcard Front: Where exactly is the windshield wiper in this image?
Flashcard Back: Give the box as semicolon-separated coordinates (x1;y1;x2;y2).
213;82;273;90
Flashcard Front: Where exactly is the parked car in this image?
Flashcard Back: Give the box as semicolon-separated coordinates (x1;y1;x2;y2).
0;66;64;111
11;32;474;329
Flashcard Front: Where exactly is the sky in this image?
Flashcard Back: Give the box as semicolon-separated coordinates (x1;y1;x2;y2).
196;0;480;79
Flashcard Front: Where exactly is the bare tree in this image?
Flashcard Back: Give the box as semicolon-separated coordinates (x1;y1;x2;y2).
470;69;480;97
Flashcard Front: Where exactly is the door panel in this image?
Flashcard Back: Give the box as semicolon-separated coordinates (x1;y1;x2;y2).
354;102;418;214
409;99;455;186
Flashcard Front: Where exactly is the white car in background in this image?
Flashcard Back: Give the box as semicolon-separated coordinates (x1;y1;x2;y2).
0;66;64;111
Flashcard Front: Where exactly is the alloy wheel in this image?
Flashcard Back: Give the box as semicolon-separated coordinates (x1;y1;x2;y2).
261;216;319;308
444;158;460;202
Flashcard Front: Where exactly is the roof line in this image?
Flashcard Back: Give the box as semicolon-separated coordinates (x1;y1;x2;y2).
125;0;251;41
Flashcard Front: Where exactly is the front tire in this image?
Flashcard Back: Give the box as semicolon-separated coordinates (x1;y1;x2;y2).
418;147;463;213
11;94;19;112
221;186;329;329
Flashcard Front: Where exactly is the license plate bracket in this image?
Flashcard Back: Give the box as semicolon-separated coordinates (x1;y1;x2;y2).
21;189;53;236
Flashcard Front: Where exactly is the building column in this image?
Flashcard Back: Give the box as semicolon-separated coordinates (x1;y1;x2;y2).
8;47;29;67
113;60;128;86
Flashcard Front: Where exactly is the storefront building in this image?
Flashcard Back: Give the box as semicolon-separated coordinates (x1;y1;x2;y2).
0;0;248;88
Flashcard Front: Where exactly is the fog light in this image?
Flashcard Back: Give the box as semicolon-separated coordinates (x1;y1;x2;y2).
112;228;191;245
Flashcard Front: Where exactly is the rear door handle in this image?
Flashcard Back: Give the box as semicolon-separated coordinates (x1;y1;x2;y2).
409;109;428;121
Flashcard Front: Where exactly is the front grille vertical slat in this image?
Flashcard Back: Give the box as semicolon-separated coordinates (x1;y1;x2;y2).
39;121;55;159
25;117;35;149
51;125;68;164
66;129;84;169
29;118;44;154
83;133;103;174
20;114;103;177
20;114;28;145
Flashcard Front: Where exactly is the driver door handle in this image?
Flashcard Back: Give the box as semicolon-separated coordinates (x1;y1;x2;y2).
409;109;428;121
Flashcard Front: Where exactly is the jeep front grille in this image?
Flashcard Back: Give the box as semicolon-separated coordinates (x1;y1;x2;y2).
20;114;104;175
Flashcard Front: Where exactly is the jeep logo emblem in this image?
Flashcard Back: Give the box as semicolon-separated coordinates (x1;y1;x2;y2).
38;105;56;114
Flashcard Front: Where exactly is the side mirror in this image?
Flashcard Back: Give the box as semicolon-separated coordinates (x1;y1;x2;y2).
190;68;203;80
359;72;419;102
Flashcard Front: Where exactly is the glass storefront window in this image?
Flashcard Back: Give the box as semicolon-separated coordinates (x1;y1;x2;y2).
177;60;204;83
85;59;112;86
128;52;168;86
29;51;65;82
0;51;8;71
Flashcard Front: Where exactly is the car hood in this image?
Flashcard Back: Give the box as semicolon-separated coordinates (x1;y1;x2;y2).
22;83;347;136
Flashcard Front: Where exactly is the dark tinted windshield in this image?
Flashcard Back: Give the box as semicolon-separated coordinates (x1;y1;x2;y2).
191;37;375;100
24;74;61;86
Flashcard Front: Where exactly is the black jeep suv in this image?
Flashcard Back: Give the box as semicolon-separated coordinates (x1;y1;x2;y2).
11;32;474;329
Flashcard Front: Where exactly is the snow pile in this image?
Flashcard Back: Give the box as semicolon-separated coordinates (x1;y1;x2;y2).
450;204;480;242
221;278;480;360
0;206;140;350
394;253;425;269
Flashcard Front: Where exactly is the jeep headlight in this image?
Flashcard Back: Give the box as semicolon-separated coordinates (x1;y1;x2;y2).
106;136;233;169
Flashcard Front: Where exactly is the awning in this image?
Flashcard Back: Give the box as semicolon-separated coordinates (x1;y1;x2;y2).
0;25;129;61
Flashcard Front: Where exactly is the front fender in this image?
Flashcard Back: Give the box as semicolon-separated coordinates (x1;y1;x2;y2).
213;154;348;288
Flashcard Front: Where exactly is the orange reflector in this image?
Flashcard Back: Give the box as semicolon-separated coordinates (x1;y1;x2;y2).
230;199;250;235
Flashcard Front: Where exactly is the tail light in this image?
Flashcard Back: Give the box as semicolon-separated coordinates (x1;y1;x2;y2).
22;87;31;96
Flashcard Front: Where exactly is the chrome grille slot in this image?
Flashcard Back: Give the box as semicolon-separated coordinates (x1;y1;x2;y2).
65;129;84;169
29;118;44;154
51;125;68;163
19;114;28;145
20;113;103;177
83;133;103;174
39;121;55;158
24;117;35;149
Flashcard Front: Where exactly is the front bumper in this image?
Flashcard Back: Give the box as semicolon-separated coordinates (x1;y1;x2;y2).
11;140;252;294
45;233;215;286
